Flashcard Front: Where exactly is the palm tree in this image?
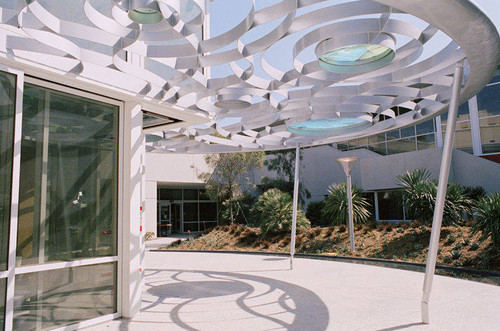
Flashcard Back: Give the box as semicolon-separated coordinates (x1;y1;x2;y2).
321;182;371;225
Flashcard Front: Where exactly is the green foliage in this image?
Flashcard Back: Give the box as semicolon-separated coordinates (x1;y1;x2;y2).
219;193;257;225
264;149;299;183
198;152;265;223
470;242;480;251
306;201;328;227
446;234;456;245
321;182;371;226
252;189;310;237
471;192;500;247
397;169;473;224
398;169;436;223
261;150;311;205
451;250;461;260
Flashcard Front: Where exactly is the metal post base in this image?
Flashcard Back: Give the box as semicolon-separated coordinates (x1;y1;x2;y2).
421;293;430;324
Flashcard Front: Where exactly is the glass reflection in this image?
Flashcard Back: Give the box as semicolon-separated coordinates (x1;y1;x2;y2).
13;262;117;330
17;84;118;266
0;277;5;330
480;117;500;153
0;71;15;271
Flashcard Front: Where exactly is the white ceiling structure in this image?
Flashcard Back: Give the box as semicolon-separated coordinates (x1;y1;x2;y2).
0;0;498;153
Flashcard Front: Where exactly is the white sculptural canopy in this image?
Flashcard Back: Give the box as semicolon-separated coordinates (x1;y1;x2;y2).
0;0;498;153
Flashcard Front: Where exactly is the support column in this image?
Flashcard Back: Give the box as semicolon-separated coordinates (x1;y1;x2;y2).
374;191;379;222
289;145;300;270
422;61;464;324
121;101;145;318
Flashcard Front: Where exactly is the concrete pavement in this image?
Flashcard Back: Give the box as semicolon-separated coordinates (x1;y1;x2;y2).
85;251;500;330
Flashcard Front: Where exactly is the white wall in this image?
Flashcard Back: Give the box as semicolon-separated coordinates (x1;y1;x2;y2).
146;153;211;183
144;153;212;235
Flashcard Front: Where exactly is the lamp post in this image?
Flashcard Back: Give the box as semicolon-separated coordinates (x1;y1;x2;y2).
337;157;359;252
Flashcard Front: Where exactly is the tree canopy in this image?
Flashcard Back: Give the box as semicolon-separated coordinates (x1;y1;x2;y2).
199;152;265;223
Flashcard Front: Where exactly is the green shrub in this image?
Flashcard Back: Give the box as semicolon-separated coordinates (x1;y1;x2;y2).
252;189;310;237
398;169;473;224
322;182;371;226
471;192;500;247
446;234;456;245
451;250;461;260
443;256;452;264
470;242;480;251
306;200;328;227
220;193;257;225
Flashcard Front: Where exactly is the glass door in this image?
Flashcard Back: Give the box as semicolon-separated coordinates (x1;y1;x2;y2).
171;203;182;234
157;203;171;237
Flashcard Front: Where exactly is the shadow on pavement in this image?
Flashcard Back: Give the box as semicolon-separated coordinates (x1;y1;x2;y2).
134;268;330;331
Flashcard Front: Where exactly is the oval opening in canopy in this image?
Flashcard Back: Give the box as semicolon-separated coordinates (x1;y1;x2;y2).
319;44;395;74
288;118;371;136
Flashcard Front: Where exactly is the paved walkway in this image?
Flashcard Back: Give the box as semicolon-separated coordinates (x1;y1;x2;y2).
86;251;500;330
145;235;189;251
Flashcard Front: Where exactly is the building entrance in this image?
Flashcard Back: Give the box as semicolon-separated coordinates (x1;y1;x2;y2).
157;202;182;236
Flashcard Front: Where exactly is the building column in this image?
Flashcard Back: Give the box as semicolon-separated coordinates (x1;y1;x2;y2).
373;191;379;222
468;96;482;156
121;101;145;318
145;180;158;238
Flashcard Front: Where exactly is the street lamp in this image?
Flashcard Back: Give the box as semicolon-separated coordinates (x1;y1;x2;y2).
337;157;359;252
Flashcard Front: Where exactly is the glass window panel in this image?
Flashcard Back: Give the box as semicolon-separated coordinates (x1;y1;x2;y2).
13;262;117;330
199;189;211;200
159;188;182;201
378;190;404;220
441;102;470;123
183;222;199;232
183;189;198;200
417;134;436;150
357;137;368;147
17;84;119;266
386;138;416;155
368;133;386;144
200;221;217;232
0;71;15;271
199;203;217;222
0;277;5;330
441;124;473;153
367;142;387;155
386;129;400;140
416;119;435;135
183;202;198;222
477;81;500;118
400;126;416;138
336;141;349;151
480;116;500;154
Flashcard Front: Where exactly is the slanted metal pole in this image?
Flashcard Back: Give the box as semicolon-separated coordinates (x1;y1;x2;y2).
290;145;300;270
347;174;355;252
421;61;464;324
